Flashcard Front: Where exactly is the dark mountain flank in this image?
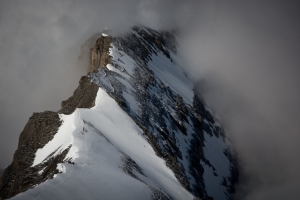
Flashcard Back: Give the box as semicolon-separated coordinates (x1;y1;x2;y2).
0;27;238;200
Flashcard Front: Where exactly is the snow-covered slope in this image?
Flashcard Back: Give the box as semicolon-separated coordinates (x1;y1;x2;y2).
12;88;193;200
1;26;237;200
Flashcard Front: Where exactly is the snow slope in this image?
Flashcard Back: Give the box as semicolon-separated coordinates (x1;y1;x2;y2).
148;51;194;105
12;88;194;200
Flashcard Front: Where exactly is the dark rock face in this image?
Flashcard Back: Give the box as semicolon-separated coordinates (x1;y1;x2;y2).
89;36;113;72
0;111;65;199
59;76;99;115
0;76;99;199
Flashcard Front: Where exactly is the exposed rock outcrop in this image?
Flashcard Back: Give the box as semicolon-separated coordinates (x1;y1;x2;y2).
89;36;112;72
59;76;99;115
0;76;99;199
0;111;65;199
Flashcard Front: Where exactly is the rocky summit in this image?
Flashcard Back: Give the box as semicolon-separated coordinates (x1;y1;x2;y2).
0;26;238;200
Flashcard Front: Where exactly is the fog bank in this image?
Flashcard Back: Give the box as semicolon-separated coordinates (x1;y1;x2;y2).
1;1;300;199
178;1;300;199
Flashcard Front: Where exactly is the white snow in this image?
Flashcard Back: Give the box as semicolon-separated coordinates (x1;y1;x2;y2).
147;51;194;105
107;43;194;105
57;164;66;173
12;88;195;200
32;114;75;167
122;91;139;112
106;64;130;80
37;167;46;175
102;33;108;37
108;44;136;76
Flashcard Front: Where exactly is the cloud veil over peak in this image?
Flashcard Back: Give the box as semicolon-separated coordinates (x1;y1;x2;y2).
0;1;300;199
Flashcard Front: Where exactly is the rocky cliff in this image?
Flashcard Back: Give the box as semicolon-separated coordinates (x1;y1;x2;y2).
0;111;63;199
0;77;99;199
59;76;99;115
89;36;113;72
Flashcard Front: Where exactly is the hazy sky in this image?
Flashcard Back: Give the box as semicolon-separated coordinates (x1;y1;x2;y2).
0;1;300;199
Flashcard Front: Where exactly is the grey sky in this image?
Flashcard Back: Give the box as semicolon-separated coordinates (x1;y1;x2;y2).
0;0;300;199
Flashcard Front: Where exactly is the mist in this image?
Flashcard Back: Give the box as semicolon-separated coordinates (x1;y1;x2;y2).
1;0;300;199
178;1;300;199
0;0;198;168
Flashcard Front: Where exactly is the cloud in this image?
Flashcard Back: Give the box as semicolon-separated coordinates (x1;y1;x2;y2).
1;0;300;199
0;0;197;169
177;1;300;199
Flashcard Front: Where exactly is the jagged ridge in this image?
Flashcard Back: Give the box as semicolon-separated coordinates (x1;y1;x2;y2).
0;77;99;199
0;26;238;200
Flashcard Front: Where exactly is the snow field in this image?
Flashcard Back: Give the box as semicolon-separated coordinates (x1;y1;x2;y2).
12;88;194;200
147;51;194;105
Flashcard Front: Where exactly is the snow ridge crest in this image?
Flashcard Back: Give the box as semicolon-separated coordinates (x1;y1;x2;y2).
0;26;238;200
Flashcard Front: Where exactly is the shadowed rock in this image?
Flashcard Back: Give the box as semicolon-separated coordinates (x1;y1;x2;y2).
0;77;99;199
59;76;99;115
0;111;65;199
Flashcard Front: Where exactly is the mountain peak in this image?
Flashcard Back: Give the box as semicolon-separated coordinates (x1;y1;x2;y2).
89;35;112;72
0;26;238;200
